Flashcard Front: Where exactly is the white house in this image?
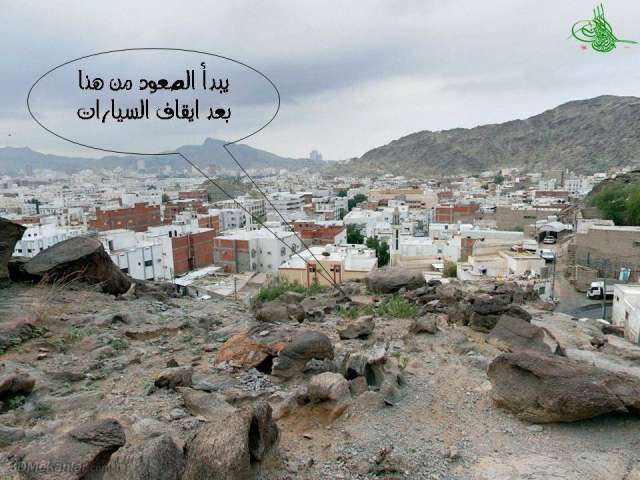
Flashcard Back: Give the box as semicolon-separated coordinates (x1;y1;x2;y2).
612;284;640;344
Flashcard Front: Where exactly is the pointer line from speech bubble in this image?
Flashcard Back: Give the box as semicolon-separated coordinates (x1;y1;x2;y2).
27;48;345;294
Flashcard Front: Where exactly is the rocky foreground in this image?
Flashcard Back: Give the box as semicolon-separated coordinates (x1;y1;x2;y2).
2;237;640;479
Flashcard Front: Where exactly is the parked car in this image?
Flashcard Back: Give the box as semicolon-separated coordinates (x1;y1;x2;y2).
540;249;555;262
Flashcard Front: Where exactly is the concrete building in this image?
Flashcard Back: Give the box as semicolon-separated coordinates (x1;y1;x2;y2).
91;202;162;232
13;223;84;257
279;244;377;287
573;225;640;286
266;192;305;222
292;220;346;247
213;227;302;274
457;250;545;281
216;196;266;227
100;229;174;281
612;284;640;344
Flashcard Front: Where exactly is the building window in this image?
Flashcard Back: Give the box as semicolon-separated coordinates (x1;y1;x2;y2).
145;260;153;267
121;267;129;273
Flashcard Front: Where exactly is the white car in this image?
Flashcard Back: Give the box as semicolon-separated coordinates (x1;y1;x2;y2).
540;249;555;262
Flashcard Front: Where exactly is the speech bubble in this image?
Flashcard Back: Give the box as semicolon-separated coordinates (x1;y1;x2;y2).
27;48;280;158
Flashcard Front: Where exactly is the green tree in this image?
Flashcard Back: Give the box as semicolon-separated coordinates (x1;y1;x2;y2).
346;224;364;244
348;193;367;211
161;193;170;203
366;236;390;266
338;208;347;220
337;190;348;197
493;172;504;185
590;183;640;226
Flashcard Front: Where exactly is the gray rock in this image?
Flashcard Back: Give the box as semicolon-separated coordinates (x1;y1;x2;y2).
409;315;438;334
365;268;426;294
336;315;375;339
24;236;131;295
0;218;26;287
488;350;640;423
154;367;193;390
182;401;278;480
104;433;184;480
487;316;560;354
308;372;350;402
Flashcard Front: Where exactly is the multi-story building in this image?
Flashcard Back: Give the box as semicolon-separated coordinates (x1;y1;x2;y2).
100;229;174;281
213;227;302;274
267;192;305;222
91;202;162;232
13;223;84;257
292;220;346;247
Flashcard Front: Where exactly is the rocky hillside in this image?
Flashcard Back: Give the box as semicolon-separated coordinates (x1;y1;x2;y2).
3;226;640;478
0;138;324;174
346;95;640;176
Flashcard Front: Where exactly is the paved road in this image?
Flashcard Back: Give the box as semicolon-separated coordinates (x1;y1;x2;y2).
545;240;605;319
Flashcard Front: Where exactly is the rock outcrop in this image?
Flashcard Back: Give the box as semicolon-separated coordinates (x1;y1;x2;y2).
487;316;561;355
24;236;131;295
487;350;640;423
365;268;426;294
0;218;26;288
12;419;125;479
182;401;278;480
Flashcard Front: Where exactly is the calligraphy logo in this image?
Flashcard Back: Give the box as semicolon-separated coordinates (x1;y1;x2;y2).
571;3;636;53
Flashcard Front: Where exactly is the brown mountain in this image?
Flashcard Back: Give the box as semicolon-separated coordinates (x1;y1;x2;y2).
345;95;640;176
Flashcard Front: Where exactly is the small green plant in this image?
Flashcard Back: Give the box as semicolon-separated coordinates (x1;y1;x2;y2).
54;337;67;353
69;325;84;340
339;295;416;319
377;295;418;318
7;395;27;410
444;261;458;278
256;279;328;303
107;337;129;351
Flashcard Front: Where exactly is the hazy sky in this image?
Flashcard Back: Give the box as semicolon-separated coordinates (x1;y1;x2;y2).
2;0;640;160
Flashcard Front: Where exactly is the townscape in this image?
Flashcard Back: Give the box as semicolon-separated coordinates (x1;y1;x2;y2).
3;2;640;476
3;103;640;479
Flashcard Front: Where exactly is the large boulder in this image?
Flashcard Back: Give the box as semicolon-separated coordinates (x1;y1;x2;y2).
487;350;640;423
255;301;304;323
104;433;184;480
24;236;131;295
216;324;295;370
0;218;26;287
308;372;350;402
12;419;125;479
365;268;426;294
271;330;334;378
487;316;561;354
182;401;278;480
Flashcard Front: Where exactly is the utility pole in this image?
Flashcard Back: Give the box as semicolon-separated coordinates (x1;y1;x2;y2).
233;276;237;302
601;277;607;320
550;255;557;302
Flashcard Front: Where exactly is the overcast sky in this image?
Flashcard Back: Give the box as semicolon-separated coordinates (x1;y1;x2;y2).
2;0;640;160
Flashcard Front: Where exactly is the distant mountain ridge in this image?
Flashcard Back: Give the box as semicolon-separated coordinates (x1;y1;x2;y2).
345;95;640;176
0;138;324;174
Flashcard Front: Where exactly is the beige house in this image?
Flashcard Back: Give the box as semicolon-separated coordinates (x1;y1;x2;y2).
278;244;377;287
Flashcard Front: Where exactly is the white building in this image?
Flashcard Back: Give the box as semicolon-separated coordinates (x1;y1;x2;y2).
99;229;174;281
13;224;84;258
267;192;305;222
215;196;266;227
612;284;640;343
